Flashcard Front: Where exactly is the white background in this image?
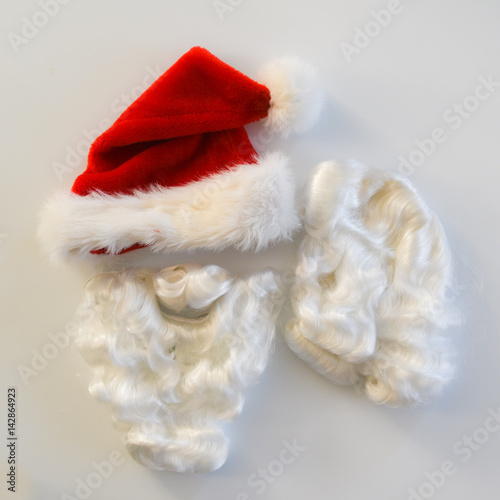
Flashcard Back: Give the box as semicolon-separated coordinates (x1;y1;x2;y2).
1;1;499;499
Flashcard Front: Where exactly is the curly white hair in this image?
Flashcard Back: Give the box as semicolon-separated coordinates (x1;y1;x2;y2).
285;160;456;407
74;264;283;473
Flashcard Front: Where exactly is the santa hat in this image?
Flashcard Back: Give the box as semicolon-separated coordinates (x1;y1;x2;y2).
38;47;322;265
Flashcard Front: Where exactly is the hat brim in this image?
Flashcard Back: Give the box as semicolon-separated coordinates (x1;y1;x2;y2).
38;152;299;266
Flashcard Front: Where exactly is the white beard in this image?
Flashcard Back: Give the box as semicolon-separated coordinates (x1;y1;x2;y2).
73;264;283;473
286;160;458;407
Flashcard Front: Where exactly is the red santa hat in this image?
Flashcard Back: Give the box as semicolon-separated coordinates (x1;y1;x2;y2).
38;47;322;265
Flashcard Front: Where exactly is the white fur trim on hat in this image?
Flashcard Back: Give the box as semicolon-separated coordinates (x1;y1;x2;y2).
38;152;300;266
258;57;323;138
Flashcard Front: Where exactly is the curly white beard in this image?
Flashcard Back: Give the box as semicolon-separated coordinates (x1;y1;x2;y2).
286;160;457;407
73;264;283;473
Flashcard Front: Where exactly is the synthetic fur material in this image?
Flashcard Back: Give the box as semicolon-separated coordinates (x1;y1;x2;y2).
38;47;323;262
286;160;456;407
38;152;299;265
258;57;323;137
74;264;284;473
74;47;270;195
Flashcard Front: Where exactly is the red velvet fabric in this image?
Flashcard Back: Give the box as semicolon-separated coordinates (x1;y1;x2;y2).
72;46;272;197
90;242;147;256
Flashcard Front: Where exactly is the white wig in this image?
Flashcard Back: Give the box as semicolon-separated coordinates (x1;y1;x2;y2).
74;264;283;473
285;160;456;407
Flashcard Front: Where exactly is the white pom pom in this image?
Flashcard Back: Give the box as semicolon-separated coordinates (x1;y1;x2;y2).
258;57;323;137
